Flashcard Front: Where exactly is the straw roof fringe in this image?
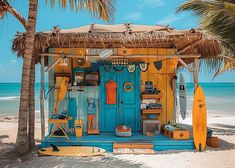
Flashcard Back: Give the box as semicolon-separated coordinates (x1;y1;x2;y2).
11;24;222;64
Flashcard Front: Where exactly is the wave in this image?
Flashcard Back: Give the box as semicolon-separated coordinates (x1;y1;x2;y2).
0;96;20;101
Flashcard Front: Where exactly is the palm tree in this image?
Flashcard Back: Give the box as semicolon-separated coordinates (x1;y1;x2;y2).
0;0;115;154
0;0;27;28
177;0;235;75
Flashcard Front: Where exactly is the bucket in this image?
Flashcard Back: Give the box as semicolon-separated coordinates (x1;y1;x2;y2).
207;136;219;148
74;119;83;137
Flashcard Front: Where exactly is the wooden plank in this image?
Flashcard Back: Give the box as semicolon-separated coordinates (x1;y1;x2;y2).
113;143;153;149
157;48;167;55
178;58;193;72
113;148;155;154
45;57;61;72
166;49;176;55
40;56;45;139
39;53;201;59
141;94;162;99
142;109;162;114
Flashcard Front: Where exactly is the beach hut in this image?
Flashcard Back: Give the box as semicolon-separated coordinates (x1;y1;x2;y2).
12;24;221;152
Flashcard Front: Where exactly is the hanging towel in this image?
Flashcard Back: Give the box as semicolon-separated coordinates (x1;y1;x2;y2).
105;80;117;104
68;98;78;129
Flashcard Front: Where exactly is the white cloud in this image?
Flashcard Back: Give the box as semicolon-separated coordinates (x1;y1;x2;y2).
10;59;17;64
156;14;183;26
123;12;143;21
138;0;164;9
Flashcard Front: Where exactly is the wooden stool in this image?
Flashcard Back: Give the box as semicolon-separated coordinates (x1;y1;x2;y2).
48;116;72;140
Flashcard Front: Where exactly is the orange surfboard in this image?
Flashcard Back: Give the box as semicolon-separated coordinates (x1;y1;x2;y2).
193;86;207;152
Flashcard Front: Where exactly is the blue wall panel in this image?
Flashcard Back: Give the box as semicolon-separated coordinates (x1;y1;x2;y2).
100;66;141;132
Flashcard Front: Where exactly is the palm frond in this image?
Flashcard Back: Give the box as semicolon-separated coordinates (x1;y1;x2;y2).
0;0;27;28
0;0;8;19
213;58;235;78
177;0;235;53
47;0;115;22
199;57;224;75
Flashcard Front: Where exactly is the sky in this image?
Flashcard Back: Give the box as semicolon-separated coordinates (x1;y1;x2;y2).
0;0;234;83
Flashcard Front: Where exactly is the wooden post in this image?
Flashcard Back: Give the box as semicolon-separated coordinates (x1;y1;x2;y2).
193;58;199;92
178;58;193;72
40;56;45;139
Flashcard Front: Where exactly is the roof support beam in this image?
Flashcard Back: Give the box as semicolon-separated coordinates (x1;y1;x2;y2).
177;38;203;54
45;57;62;72
39;53;201;59
193;58;199;92
40;56;45;139
178;58;193;72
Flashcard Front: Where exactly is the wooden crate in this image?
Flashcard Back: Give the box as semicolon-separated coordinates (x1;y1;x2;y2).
163;127;190;140
162;128;170;136
168;130;190;140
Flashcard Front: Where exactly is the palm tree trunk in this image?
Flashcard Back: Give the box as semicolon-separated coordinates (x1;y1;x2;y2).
16;0;38;154
28;59;35;150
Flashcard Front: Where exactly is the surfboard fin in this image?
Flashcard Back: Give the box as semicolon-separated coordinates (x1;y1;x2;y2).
50;144;60;152
199;143;202;152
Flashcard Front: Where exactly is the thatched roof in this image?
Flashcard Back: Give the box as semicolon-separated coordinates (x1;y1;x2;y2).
12;23;222;64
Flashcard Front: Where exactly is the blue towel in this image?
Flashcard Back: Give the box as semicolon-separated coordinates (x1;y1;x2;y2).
68;98;78;129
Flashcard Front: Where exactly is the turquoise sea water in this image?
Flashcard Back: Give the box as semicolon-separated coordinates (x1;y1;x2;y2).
0;83;234;116
0;83;48;116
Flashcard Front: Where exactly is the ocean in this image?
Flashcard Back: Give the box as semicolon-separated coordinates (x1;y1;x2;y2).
0;83;234;116
0;83;48;116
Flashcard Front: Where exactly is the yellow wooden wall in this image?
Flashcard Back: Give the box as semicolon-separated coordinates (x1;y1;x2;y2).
53;48;89;76
140;59;177;124
52;48;177;124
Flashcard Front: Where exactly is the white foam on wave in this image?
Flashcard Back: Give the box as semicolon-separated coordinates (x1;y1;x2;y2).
0;96;20;101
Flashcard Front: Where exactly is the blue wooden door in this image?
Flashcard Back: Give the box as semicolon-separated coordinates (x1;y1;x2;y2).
100;66;140;132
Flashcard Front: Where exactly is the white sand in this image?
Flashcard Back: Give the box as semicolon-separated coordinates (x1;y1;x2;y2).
0;114;235;168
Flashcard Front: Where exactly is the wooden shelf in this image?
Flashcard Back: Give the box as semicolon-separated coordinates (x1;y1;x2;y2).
141;109;162;114
141;94;162;99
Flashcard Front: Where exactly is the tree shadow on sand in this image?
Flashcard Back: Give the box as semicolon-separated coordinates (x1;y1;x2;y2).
10;153;144;168
0;134;143;168
1;121;235;168
177;123;235;152
209;124;235;136
207;124;235;151
0;135;19;168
